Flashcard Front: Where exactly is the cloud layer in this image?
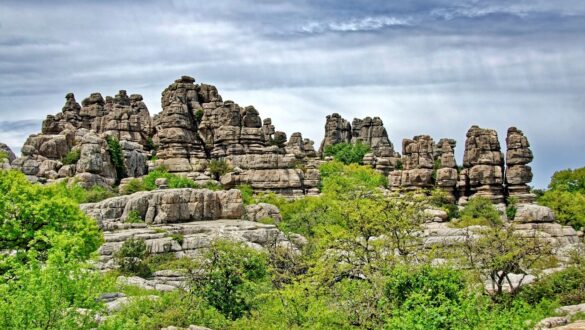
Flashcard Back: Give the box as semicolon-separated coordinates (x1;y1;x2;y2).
1;0;584;187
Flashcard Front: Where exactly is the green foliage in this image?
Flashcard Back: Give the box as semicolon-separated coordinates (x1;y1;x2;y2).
320;160;387;195
430;189;459;219
194;109;204;122
0;252;110;330
98;291;228;330
145;137;157;152
506;196;519;220
453;196;502;227
539;189;585;230
208;159;232;180
189;240;271;320
122;168;200;194
106;136;126;181
237;184;255;205
0;151;8;162
61;148;81;165
538;166;585;230
547;167;585;193
0;170;102;276
323;142;370;165
114;238;152;278
170;233;184;246
201;181;222;191
519;265;585;306
125;210;144;224
46;180;117;203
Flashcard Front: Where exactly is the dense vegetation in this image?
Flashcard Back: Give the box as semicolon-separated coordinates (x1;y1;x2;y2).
0;163;583;329
538;167;585;230
323;142;370;164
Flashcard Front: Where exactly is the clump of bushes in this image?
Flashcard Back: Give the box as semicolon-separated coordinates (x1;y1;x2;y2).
61;149;81;165
208;159;232;180
538;167;585;230
451;196;501;227
106;136;126;181
121;168;200;194
115;238;152;278
323;142;370;165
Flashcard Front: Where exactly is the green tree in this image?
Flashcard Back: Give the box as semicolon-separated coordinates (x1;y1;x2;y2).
323;142;370;165
189;240;271;320
0;170;102;277
208;159;232;180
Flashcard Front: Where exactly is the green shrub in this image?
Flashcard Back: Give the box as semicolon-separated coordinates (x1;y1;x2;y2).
125;210;144;224
0;252;109;330
170;233;184;246
430;189;459;219
208;159;231;180
114;238;152;278
46;181;116;203
323;142;370;165
539;189;585;230
61;149;81;165
0;151;8;162
519;265;585;306
320;160;387;195
506;196;519;220
194;109;204;122
0;170;102;276
237;184;254;205
189;240;271;320
106;136;126;181
453;196;501;227
121;178;146;195
168;175;199;189
145;137;157;152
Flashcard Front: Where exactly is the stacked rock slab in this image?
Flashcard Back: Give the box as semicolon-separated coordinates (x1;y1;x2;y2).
434;138;459;200
12;89;150;185
506;127;536;203
458;126;505;204
320;113;400;175
389;135;435;191
153;76;319;197
80;188;301;269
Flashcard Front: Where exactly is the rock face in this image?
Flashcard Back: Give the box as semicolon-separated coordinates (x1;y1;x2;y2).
505;127;535;203
152;76;320;197
0;143;15;169
80;188;300;269
12;90;151;185
389;135;435;191
320;113;400;175
434;138;459;200
458;126;506;204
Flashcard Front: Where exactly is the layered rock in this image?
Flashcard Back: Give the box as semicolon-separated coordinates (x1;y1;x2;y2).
13;89;150;185
505;127;535;203
80;188;300;269
458;126;505;204
434;138;459;200
320;113;400;175
389;135;435;191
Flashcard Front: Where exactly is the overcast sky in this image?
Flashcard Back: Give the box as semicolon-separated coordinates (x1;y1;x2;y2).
1;0;584;188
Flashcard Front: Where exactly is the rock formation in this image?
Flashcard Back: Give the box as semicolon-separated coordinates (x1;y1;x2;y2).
434;138;459;200
80;188;301;269
0;143;15;169
389;135;435;191
458;126;505;204
320;113;400;175
506;127;535;203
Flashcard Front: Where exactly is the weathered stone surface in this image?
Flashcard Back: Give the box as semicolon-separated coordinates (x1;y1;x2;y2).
246;203;282;223
0;143;16;163
514;204;555;223
459;126;505;204
390;135;436;191
81;188;245;228
506;127;536;203
319;113;351;153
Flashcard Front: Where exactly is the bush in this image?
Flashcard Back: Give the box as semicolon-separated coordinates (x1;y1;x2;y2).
46;181;116;203
0;252;109;330
120;178;146;195
320;160;387;195
237;184;254;205
453;196;501;227
106;136;126;181
0;151;8;162
121;168;199;194
0;170;102;276
539;189;585;230
114;238;152;278
519;265;585;306
208;159;231;180
189;240;271;320
194;109;204;122
323;142;370;165
125;210;144;224
61;149;81;165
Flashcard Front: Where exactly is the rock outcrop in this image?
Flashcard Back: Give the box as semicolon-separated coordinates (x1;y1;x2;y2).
506;127;535;203
12;90;151;185
458;126;505;204
434;138;459;200
80;188;301;269
0;143;15;169
320;113;400;175
389;135;435;191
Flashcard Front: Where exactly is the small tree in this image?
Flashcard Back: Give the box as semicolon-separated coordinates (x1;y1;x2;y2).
114;238;152;278
323;142;370;165
208;159;231;180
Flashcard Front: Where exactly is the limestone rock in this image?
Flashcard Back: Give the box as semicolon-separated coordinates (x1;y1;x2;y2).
506;127;536;203
460;126;505;204
246;203;282;223
0;143;16;163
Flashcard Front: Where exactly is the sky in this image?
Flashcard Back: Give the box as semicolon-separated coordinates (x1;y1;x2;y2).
0;0;584;188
